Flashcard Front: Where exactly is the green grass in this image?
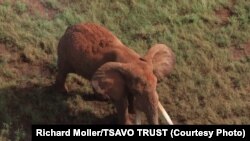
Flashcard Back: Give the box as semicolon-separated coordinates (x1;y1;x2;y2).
0;0;250;140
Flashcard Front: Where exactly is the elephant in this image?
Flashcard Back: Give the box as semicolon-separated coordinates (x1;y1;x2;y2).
54;23;175;125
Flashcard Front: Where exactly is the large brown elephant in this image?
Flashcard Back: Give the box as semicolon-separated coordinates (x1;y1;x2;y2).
54;23;175;124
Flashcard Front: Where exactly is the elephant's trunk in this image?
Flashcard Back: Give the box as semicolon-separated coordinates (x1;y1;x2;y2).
135;91;159;125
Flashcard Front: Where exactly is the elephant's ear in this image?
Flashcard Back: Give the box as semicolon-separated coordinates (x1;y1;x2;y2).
144;44;175;81
91;62;128;97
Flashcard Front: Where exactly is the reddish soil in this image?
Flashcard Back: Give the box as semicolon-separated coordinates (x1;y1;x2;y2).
215;0;235;25
0;43;7;52
215;8;232;25
0;0;57;19
230;0;236;5
0;43;20;62
231;41;250;60
24;0;57;19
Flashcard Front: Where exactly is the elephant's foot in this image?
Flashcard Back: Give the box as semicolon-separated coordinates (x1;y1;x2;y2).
116;116;132;125
135;111;142;125
52;83;68;95
125;118;133;125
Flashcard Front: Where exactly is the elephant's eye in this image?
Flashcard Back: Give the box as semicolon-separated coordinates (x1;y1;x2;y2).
139;57;146;62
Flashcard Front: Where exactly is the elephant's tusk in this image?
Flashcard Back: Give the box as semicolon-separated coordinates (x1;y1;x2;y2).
158;102;174;125
135;111;142;125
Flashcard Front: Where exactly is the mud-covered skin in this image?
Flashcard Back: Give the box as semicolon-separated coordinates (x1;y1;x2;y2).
54;23;175;124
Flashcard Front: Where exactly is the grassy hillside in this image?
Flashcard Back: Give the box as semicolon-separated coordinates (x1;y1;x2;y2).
0;0;250;140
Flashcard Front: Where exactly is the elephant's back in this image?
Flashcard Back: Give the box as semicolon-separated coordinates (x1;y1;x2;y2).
58;23;125;62
57;23;126;79
63;23;123;51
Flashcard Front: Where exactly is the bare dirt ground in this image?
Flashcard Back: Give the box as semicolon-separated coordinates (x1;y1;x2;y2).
214;2;250;60
215;7;232;25
215;0;235;25
231;41;250;60
0;0;57;19
25;0;57;19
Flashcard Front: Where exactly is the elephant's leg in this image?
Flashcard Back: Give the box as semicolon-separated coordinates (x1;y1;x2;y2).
144;94;159;124
128;92;135;114
114;99;131;124
54;59;72;94
145;108;159;125
54;71;68;94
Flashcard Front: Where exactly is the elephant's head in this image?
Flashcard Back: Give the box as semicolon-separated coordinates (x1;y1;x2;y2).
91;44;175;124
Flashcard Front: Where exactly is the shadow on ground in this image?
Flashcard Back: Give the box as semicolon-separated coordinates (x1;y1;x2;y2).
0;84;116;140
